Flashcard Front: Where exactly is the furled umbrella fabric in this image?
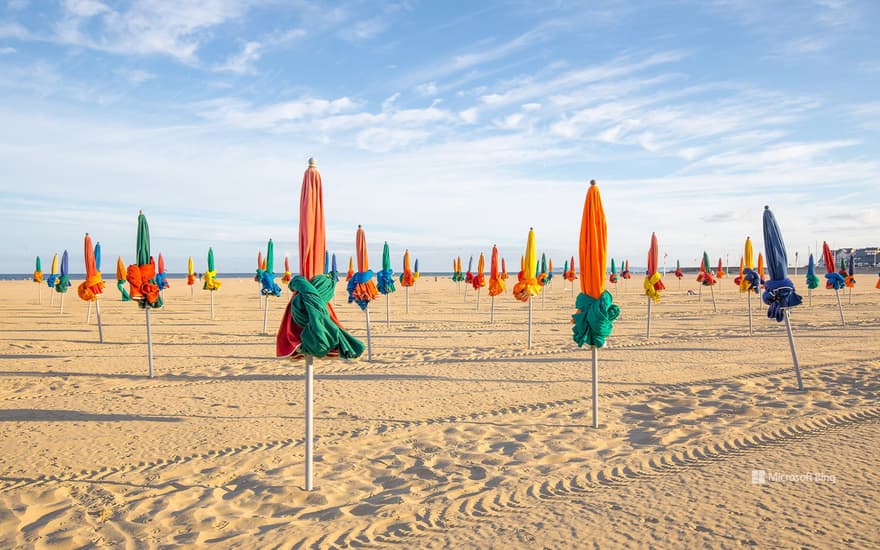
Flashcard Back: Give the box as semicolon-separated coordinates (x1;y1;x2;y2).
33;256;42;283
46;253;59;289
734;257;745;287
489;246;505;296
806;254;820;289
547;258;554;283
609;258;618;284
621;260;631;280
465;256;474;284
413;259;420;280
255;251;263;282
572;182;620;349
324;252;330;275
277;159;364;359
716;258;725;278
203;248;222;291
538;253;549;286
762;207;802;321
116;257;132;300
741;237;761;293
56;250;71;294
187;256;195;286
77;234;105;301
757;253;765;286
282;256;292;284
644;232;666;302
513;229;542;302
347;225;380;310
472;253;486;290
346;257;354;281
377;242;396;295
696;253;717;286
674;259;683;280
501;257;508;280
564;257;577;282
822;242;844;289
260;239;282;297
331;254;339;282
400;250;415;287
126;212;162;308
155;253;170;291
452;257;463;282
844;255;856;288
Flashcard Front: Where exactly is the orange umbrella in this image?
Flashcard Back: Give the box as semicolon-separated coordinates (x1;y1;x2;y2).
734;256;744;287
346;256;354;281
282;256;292;284
572;180;620;429
488;245;505;322
78;233;106;343
347;224;379;360
400;250;414;313
716;257;725;278
500;257;508;280
757;253;765;284
472;252;486;310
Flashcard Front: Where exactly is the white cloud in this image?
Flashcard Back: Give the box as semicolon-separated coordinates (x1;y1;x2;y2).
215;41;262;74
780;36;829;55
381;93;400;112
7;0;30;9
0;47;16;55
459;108;479;124
64;0;111;17
120;68;156;85
339;17;388;41
415;81;438;96
194;96;361;129
522;102;541;111
0;22;33;40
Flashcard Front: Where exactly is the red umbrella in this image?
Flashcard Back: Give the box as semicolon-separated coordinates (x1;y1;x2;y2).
644;232;665;338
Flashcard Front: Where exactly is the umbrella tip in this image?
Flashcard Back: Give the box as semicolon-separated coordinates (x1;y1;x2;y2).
308;157;317;167
138;209;143;215
764;205;769;210
590;179;596;186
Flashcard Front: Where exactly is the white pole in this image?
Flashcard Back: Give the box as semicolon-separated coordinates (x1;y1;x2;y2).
591;346;599;429
38;284;42;305
263;295;270;335
365;306;373;361
541;288;545;310
476;289;480;311
834;289;846;326
210;291;215;320
490;296;495;323
808;287;812;307
50;288;55;306
463;284;468;302
848;286;852;305
747;290;753;335
191;285;194;299
646;298;652;339
710;284;717;313
305;355;314;491
527;299;532;349
146;307;154;378
386;293;390;329
96;301;104;343
87;301;92;324
405;286;409;314
60;293;64;315
698;285;702;303
783;310;804;391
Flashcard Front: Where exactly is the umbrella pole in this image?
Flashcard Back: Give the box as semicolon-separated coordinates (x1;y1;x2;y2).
646;298;652;339
96;300;104;344
38;284;42;305
808;287;812;306
386;293;390;329
848;286;852;305
463;284;468;302
146;307;154;378
490;296;495;323
210;291;215;320
365;306;373;361
263;295;270;335
87;301;92;324
527;299;532;349
305;355;314;491
698;285;702;303
191;285;194;299
476;289;480;311
834;289;846;326
50;289;55;306
591;346;599;429
541;289;544;310
783;309;804;391
60;293;64;315
747;290;753;336
405;287;409;314
710;284;717;313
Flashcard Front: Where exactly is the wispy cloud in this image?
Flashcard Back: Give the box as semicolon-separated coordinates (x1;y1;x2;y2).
0;47;16;55
215;41;262;74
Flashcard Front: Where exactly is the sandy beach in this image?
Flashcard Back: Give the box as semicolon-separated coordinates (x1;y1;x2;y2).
0;276;878;548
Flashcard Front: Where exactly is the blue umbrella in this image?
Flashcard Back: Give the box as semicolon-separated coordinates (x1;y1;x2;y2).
331;253;339;282
805;253;820;306
95;242;102;272
761;205;804;390
324;251;330;275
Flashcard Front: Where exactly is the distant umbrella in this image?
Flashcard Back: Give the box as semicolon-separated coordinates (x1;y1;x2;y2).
125;211;162;377
513;228;542;348
674;259;683;280
644;232;666;338
260;239;282;335
609;258;618;284
56;249;71;314
761;206;804;390
806;253;819;288
378;241;396;328
187;256;195;297
116;256;131;301
282;255;292;284
822;241;846;325
348;225;379;360
346;256;354;281
473;252;486;310
716;257;725;278
400;250;414;313
78;233;105;342
156;253;169;292
33;256;42;304
413;258;419;280
488;245;504;322
331;253;339;282
501;257;508;280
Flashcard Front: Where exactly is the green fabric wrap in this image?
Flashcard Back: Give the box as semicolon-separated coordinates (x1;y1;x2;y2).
56;274;71;293
117;279;131;301
290;275;365;359
571;290;619;348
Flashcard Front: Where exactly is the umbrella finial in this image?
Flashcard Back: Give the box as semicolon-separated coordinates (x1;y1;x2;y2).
308;157;317;167
764;205;769;210
590;179;596;186
138;209;143;215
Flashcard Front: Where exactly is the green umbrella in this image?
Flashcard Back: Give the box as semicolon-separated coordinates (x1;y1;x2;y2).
203;247;221;319
261;239;281;334
132;211;160;377
378;241;396;327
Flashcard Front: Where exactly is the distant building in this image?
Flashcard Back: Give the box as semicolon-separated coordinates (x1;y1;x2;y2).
823;247;880;268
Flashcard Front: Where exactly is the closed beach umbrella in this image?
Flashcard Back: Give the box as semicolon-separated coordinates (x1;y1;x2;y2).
47;253;60;306
400;250;414;313
761;206;804;390
488;245;504;322
734;257;744;287
622;259;632;280
513;228;541;348
282;256;292;284
741;236;761;335
413;258;420;280
609;258;618;284
465;256;474;284
78;233;106;342
156;253;169;292
203;247;221;319
187;256;195;286
473;251;486;310
259;238;282;334
33;256;42;304
697;251;718;312
644;232;666;338
125;211;162;377
844;255;856;304
757;253;765;284
346;256;354;281
501;257;508;280
377;241;396;328
716;257;725;278
116;257;131;301
674;259;683;280
347;225;379;360
276;158;364;491
572;180;620;429
805;253;820;303
331;254;339;282
56;249;72;313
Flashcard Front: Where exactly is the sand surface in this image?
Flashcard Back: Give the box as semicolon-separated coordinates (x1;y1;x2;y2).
0;276;878;548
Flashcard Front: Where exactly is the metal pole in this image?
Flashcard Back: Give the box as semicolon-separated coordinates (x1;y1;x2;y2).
96;301;104;343
541;288;544;310
191;285;194;299
848;286;852;305
405;287;409;314
527;299;532;349
87;301;92;324
60;293;64;315
50;288;55;306
476;289;480;311
210;291;215;320
591;346;599;429
305;355;314;491
710;284;717;313
263;296;269;335
834;289;846;326
386;293;390;329
38;284;42;305
646;298;652;339
808;288;812;307
365;306;373;361
490;296;495;323
784;310;804;391
146;307;154;378
747;290;753;335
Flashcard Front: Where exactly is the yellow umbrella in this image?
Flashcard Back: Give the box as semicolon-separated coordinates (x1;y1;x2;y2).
572;180;620;429
513;228;542;349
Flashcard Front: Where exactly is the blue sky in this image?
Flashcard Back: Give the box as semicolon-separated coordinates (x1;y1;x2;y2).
1;0;878;274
